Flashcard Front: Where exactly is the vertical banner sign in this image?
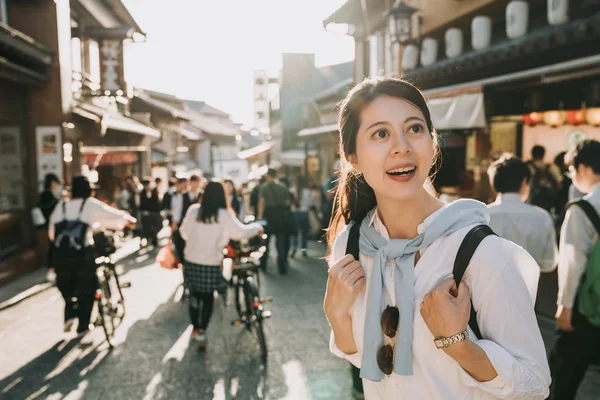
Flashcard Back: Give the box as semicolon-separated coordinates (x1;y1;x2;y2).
36;126;64;191
99;39;125;94
0;127;25;211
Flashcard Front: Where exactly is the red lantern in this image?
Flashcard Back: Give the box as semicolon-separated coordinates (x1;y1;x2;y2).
522;112;542;126
566;110;585;125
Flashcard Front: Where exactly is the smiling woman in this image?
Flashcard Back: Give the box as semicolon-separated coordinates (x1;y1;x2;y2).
323;77;551;400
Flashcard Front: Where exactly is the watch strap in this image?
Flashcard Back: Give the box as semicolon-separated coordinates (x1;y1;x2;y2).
434;329;469;349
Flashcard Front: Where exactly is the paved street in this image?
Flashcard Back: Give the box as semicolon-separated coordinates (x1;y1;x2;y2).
1;241;599;400
0;242;355;400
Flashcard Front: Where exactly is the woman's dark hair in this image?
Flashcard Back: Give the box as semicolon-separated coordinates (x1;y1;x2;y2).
565;139;600;173
44;173;60;190
487;154;531;194
71;176;92;199
326;77;440;249
223;179;238;197
554;151;567;172
197;181;229;223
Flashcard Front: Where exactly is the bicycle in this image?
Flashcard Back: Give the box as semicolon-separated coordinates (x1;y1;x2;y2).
92;230;130;347
226;232;272;361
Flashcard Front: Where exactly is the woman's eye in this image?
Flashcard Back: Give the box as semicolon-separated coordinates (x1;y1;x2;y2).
374;129;388;139
409;124;423;134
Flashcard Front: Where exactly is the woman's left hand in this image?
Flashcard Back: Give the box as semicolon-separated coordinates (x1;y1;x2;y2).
420;278;471;338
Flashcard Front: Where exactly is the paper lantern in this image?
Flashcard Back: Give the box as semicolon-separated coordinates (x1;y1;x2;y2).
548;0;569;25
586;108;600;126
472;16;492;50
445;28;463;58
543;110;566;127
402;44;419;71
566;110;585;125
523;112;542;126
506;1;529;40
421;38;438;67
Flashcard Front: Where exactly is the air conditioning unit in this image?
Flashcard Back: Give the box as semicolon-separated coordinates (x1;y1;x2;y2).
472;16;492;50
506;1;529;39
445;28;463;58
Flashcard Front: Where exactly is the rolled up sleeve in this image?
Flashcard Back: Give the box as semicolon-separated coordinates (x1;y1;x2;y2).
329;331;362;367
465;256;550;399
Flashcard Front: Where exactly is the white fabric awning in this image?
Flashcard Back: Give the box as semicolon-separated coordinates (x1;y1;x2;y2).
428;92;486;130
237;142;274;160
297;123;338;138
279;149;317;167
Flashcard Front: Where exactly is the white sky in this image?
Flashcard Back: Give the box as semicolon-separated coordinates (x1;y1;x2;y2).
121;0;355;125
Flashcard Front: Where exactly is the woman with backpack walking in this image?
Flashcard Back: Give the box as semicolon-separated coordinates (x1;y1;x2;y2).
48;176;136;335
179;181;263;347
323;78;550;399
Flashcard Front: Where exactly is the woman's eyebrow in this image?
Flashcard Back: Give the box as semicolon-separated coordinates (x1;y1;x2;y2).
404;116;425;124
365;121;388;131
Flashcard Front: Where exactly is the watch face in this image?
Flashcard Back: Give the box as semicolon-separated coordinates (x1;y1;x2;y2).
434;338;444;349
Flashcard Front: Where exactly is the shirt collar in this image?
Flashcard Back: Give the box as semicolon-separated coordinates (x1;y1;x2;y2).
367;205;446;239
496;193;523;203
589;182;600;194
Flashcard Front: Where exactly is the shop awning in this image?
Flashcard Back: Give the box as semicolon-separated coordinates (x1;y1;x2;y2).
279;149;317;167
82;151;139;167
297;123;338;138
428;92;486;130
101;113;161;138
73;101;161;138
179;125;204;141
237;142;274;160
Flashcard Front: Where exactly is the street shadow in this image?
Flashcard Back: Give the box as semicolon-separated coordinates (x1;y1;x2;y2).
1;285;283;400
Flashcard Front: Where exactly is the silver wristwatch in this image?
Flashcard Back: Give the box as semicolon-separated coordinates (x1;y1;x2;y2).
434;329;469;349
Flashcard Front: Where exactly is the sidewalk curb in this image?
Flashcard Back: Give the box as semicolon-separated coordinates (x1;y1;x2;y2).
0;236;150;313
0;282;55;312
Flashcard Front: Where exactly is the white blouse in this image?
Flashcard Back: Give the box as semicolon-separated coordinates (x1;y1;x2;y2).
179;205;261;266
329;208;550;400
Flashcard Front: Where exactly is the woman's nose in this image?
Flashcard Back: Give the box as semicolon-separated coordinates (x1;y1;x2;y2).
390;132;411;155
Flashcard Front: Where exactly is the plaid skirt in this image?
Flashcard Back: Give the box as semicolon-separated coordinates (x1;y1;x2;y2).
183;261;226;294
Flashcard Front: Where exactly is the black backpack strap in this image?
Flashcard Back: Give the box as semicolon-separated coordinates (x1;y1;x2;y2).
61;200;66;217
568;200;600;235
77;198;88;219
345;220;362;259
452;224;497;340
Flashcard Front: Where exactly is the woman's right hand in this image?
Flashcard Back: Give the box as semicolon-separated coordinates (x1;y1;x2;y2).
324;254;365;324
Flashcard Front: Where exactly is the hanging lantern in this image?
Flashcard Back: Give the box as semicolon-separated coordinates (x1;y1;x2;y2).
472;16;492;50
566;110;585;125
402;44;419;70
420;38;438;66
543;110;566;127
388;2;419;43
506;1;529;40
586;108;600;126
445;28;463;58
523;112;543;126
548;0;569;25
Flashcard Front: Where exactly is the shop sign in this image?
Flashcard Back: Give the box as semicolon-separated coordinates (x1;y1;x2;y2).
82;151;139;167
99;39;125;94
35;126;64;191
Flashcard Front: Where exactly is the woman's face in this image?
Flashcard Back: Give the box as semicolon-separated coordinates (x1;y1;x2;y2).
350;95;434;202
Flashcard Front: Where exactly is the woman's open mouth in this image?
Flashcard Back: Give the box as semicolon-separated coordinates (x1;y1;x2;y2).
386;166;417;182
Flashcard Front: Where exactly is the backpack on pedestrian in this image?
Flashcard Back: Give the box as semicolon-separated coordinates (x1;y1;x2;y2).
528;162;558;213
567;199;600;326
54;199;89;257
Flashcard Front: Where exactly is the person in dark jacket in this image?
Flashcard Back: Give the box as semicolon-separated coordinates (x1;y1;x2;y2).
38;173;62;274
140;178;162;246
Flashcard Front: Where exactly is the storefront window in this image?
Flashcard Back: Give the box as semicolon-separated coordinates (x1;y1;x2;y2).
0;0;7;24
0;80;27;262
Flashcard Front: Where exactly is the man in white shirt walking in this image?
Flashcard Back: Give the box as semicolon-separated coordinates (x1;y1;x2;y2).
549;140;600;400
487;155;558;273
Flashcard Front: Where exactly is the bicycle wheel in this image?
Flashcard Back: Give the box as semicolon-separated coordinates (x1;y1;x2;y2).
244;276;267;360
96;270;115;346
108;268;126;323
